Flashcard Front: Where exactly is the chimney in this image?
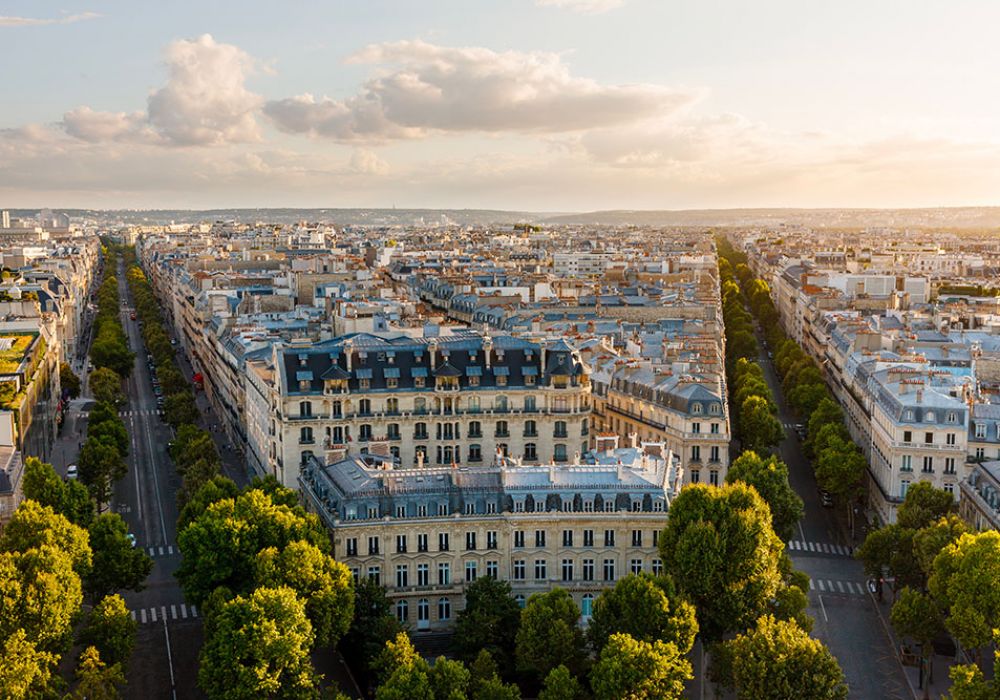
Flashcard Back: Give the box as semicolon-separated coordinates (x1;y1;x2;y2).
916;389;923;404
629;432;638;449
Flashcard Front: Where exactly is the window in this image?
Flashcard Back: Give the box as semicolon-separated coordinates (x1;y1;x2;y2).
900;480;911;499
346;538;358;556
709;403;721;414
630;559;643;575
631;530;642;547
943;483;955;495
350;567;360;582
652;530;659;547
396;565;409;588
710;446;720;463
901;455;912;472
534;559;547;580
299;401;312;417
332;401;343;418
487;560;499;578
692;422;701;434
495;396;508;411
603;559;616;582
466;532;477;551
554;421;568;438
903;430;912;443
582;559;594;581
651;559;663;576
368;566;381;585
535;530;546;547
945;457;956;475
417;598;429;625
395;601;408;623
692;402;703;414
581;594;594;618
524;443;537;461
925;412;935;423
554;444;567;462
469;421;482;438
604;529;615;547
414;423;429;440
690;469;700;483
925;432;934;445
417;534;428;552
513;560;526;580
367;506;379;519
396;535;407;553
438;597;451;621
946;433;956;446
524;420;537;437
975;423;987;439
487;531;498;549
358;399;371;416
387;423;400;440
465;561;477;583
438;563;451;585
977;447;986;460
495;421;509;437
710;422;720;434
465;502;475;515
368;537;380;555
562;530;574;547
515;594;526;609
691;445;701;462
905;410;914;421
417;564;429;587
386;397;399;414
562;559;574;581
947;412;957;424
583;529;594;547
469;444;482;462
439;533;450;552
922;456;934;474
710;470;719;486
438;503;448;516
299;427;314;444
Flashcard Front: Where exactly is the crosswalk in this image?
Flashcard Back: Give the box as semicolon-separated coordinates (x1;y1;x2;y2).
131;604;199;625
788;540;853;556
119;409;165;417
808;578;868;597
145;544;179;558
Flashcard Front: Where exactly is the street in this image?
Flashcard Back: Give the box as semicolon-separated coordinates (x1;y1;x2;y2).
753;334;912;700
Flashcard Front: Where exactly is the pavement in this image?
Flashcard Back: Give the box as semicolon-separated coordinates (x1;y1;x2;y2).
752;329;914;700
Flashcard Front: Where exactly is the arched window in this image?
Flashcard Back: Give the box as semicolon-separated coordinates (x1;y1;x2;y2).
395;600;408;623
495;395;508;411
414;397;427;413
417;599;430;629
358;399;371;416
386;397;399;413
581;594;594;618
300;427;313;444
524;443;537;461
438;597;451;621
691;402;703;414
299;401;312;417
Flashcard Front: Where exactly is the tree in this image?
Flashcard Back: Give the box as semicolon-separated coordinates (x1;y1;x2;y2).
718;615;847;700
804;398;844;456
727;330;758;365
78;438;127;510
453;576;522;667
0;499;92;575
340;578;404;684
856;523;923;598
739;396;784;454
0;546;83;652
428;657;471;700
929;531;1000;661
891;588;944;699
0;629;57;698
468;650;521;700
538;665;583;700
22;457;94;528
70;646;125;700
897;482;955;530
165;391;200;427
61;362;81;399
87;416;129;457
516;588;586;678
788;382;828;419
254;540;354;647
814;439;865;502
177;488;328;605
590;633;690;700
90;336;133;379
89;367;125;406
198;586;318;700
726;451;804;541
178;475;239;528
80;594;137;669
586;573;697;654
86;514;152;602
659;483;784;641
913;515;969;578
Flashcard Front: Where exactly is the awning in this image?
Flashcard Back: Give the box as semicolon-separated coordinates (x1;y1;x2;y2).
522;366;538;376
411;367;429;378
493;366;510;376
354;369;373;379
296;371;314;381
383;368;401;379
466;366;483;377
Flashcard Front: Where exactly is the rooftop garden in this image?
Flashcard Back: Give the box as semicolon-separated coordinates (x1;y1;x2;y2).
0;333;37;374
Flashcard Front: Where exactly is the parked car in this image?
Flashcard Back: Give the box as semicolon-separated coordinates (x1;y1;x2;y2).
820;489;834;507
66;464;78;480
126;533;136;548
794;424;807;439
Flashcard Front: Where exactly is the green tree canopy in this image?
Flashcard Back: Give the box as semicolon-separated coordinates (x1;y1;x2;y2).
79;594;137;668
0;499;92;576
339;577;404;684
89;367;125;406
726;451;804;541
659;482;784;641
428;656;471;700
590;632;690;700
929;531;1000;655
718;615;847;700
70;646;125;700
0;545;83;652
739;395;784;454
78;438;127;510
0;629;57;698
515;588;587;679
897;482;955;530
586;573;697;655
22;457;94;528
453;576;522;668
85;513;153;600
60;362;81;398
198;586;318;700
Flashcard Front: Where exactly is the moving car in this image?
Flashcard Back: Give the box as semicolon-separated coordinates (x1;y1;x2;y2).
66;464;78;480
819;489;834;507
126;533;136;548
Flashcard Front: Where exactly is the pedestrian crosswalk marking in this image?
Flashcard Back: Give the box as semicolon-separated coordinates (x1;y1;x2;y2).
787;540;852;557
131;604;200;625
150;607;157;623
145;543;179;558
118;409;166;417
140;609;147;624
807;579;867;597
818;580;826;591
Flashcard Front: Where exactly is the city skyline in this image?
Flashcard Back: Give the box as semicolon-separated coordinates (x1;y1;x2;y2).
4;0;1000;210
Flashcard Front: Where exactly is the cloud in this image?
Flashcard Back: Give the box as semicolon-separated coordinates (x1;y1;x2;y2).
349;149;390;175
535;0;626;14
264;40;699;142
0;11;100;27
60;34;262;147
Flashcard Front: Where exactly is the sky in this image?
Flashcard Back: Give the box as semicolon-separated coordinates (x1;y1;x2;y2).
2;0;1000;211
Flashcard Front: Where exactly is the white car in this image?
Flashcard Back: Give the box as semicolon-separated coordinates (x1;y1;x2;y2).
66;464;78;480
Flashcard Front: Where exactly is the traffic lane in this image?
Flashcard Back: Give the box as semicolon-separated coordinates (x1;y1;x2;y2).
792;555;909;700
125;618;204;700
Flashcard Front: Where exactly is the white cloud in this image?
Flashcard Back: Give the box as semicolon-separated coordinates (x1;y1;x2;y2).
349;148;390;175
59;34;262;147
0;12;100;27
264;40;699;142
535;0;626;14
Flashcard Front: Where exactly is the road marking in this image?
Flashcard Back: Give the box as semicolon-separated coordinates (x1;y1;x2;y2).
837;581;845;593
158;546;164;556
171;605;178;620
167;545;174;555
807;542;815;552
131;416;145;540
809;579;815;590
140;609;147;624
131;611;137;621
181;604;188;619
150;607;157;623
818;580;826;591
819;594;829;622
161;606;167;623
147;547;156;556
191;605;198;618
